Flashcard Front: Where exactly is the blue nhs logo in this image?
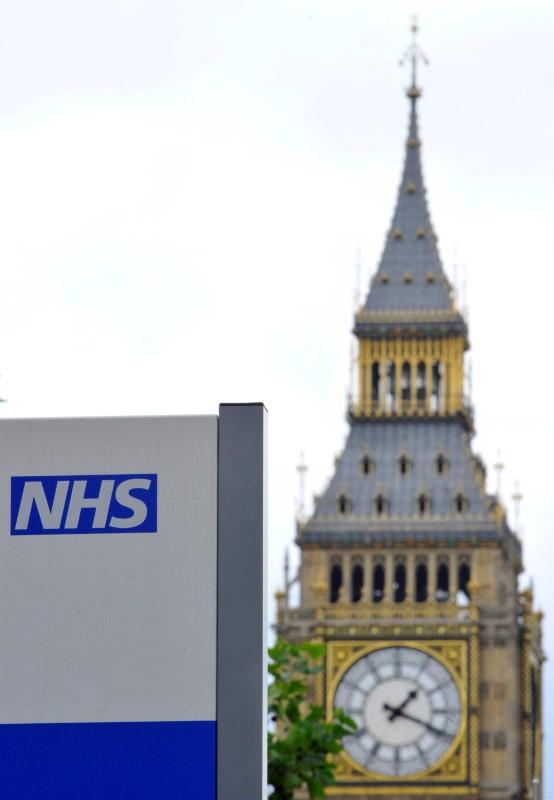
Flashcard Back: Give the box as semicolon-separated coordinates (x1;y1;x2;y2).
11;474;157;535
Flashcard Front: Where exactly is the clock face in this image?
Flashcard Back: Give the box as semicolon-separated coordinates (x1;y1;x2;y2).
334;646;462;777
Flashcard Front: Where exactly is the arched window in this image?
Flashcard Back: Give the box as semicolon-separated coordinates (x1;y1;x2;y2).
458;562;470;598
393;562;406;603
416;361;426;405
371;362;381;407
337;493;351;515
415;562;428;602
351;563;364;603
417;493;430;516
360;453;373;476
330;563;342;604
399;455;410;476
375;494;387;517
431;361;443;412
454;493;469;514
401;361;411;405
372;563;385;603
436;562;450;602
436;453;448;475
385;361;396;411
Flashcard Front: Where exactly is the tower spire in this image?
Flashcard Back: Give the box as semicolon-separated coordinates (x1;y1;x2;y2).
356;20;458;323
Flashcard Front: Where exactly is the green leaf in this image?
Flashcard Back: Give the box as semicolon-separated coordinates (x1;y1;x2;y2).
268;639;357;799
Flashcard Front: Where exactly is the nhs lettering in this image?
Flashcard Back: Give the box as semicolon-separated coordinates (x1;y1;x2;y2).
11;474;157;535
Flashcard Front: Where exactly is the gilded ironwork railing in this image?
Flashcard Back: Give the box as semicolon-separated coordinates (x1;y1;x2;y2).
349;392;473;420
354;308;464;325
280;600;477;625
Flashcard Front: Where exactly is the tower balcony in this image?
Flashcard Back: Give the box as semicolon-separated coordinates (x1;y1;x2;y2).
348;392;473;429
353;307;468;339
276;596;478;643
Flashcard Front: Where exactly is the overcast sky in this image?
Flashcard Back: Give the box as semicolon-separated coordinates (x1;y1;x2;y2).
0;0;552;786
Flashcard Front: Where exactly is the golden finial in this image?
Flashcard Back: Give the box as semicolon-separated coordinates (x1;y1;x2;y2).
399;16;429;99
493;451;504;498
511;480;523;535
522;586;533;605
296;451;308;520
466;579;480;601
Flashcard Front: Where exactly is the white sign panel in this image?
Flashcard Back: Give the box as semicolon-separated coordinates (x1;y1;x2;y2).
0;416;217;798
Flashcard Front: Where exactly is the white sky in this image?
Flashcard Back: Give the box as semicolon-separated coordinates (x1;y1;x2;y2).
0;0;552;786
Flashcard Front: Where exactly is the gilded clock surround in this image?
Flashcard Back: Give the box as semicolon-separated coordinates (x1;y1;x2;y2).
326;640;470;787
276;23;544;800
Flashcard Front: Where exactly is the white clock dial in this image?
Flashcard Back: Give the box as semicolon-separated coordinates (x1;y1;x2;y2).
334;646;461;777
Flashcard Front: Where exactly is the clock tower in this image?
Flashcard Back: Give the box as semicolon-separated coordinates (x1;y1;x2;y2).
276;26;544;800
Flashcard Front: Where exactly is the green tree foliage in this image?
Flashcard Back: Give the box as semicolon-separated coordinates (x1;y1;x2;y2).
268;640;356;800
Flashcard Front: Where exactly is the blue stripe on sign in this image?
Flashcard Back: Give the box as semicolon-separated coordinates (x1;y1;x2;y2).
0;720;215;800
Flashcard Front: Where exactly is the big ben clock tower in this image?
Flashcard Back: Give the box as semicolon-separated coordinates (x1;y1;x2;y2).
276;24;544;800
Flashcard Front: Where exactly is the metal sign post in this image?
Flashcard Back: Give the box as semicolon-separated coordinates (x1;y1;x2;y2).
218;403;267;800
0;404;267;799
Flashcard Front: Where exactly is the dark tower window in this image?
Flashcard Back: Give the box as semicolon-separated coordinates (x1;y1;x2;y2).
337;493;351;515
417;493;430;516
375;494;387;517
385;361;396;411
401;361;411;405
351;563;364;603
361;453;372;476
493;732;507;750
372;563;385;602
454;493;469;514
330;563;342;604
415;563;428;602
458;562;470;598
436;562;450;602
371;362;381;407
416;361;426;405
436;453;447;474
399;455;410;475
431;361;442;412
393;562;406;603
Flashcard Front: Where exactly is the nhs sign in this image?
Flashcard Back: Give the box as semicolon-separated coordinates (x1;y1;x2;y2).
11;474;157;534
0;409;266;800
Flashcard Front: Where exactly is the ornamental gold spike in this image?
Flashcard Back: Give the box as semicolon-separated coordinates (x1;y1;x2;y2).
399;16;429;96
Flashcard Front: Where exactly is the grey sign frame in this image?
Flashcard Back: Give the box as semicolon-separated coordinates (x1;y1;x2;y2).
217;403;268;800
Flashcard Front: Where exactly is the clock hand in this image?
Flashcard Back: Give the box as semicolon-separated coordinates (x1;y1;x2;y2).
392;708;451;738
384;689;418;721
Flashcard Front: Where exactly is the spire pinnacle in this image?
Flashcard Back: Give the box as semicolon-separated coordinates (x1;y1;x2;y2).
399;17;428;102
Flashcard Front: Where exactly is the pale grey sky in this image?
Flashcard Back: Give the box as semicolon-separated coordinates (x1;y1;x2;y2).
0;0;552;786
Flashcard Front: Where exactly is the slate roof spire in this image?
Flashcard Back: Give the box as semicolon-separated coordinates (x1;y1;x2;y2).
355;22;466;335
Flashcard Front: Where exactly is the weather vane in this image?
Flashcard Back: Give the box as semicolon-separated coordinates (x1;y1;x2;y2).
399;16;429;94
